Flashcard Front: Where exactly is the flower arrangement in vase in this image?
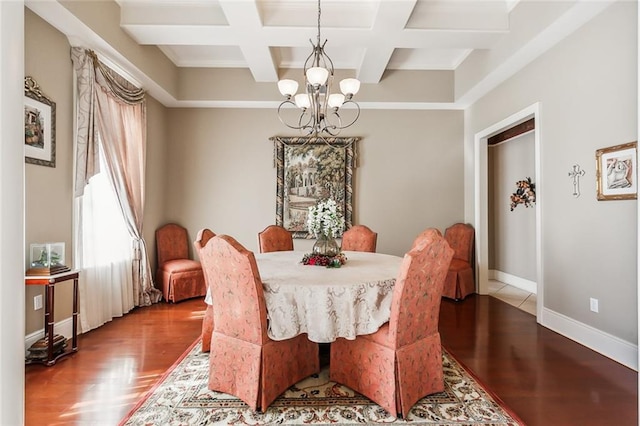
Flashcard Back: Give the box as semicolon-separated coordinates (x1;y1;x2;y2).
303;198;347;267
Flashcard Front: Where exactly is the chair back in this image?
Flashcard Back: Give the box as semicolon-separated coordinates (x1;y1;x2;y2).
444;223;474;262
341;225;377;252
156;223;189;265
410;228;443;251
200;234;268;344
193;228;216;256
388;232;453;348
258;225;293;253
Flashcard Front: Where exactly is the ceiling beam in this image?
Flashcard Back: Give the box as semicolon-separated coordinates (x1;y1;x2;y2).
356;0;416;83
218;0;278;82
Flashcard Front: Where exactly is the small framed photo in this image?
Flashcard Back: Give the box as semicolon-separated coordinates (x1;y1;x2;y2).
596;141;637;201
24;76;56;167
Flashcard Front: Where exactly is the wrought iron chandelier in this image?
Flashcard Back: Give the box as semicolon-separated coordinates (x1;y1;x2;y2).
276;0;361;138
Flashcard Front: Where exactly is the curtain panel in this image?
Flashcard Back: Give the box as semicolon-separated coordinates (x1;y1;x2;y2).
71;47;161;309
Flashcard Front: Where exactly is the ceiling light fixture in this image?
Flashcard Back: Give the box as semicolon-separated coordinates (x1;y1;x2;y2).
276;0;361;139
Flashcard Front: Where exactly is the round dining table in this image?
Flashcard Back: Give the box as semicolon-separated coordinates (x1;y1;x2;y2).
255;250;403;343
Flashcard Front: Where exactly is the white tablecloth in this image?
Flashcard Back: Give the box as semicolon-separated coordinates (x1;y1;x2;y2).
255;250;403;343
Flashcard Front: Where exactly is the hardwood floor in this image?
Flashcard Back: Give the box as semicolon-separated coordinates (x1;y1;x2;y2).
439;296;637;426
25;296;637;425
25;299;204;426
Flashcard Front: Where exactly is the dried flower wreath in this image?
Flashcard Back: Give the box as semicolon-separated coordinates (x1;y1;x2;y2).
510;177;536;211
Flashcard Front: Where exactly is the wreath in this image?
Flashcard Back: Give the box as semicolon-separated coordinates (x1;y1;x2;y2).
301;253;347;268
510;177;536;211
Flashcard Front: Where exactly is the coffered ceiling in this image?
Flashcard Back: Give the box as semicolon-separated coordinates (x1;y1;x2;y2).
115;0;516;84
26;0;617;107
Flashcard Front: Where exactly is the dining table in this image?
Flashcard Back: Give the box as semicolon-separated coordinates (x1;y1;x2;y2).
255;250;403;343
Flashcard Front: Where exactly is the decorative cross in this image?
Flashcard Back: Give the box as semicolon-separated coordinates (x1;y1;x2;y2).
568;164;585;197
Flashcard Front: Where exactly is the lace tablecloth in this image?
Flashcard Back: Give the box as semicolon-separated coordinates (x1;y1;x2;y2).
255;250;403;343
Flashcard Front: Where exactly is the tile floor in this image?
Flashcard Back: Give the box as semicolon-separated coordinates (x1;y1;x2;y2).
487;279;537;316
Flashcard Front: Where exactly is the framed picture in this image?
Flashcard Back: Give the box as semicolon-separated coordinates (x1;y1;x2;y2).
24;76;56;167
271;136;358;239
596;141;637;201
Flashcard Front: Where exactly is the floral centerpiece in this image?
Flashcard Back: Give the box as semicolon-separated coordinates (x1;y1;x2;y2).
307;198;345;240
302;198;347;267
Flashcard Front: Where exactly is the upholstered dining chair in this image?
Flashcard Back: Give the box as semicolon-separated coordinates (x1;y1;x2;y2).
341;224;378;252
200;234;320;412
410;227;443;250
442;223;475;301
193;228;216;352
155;223;207;303
258;224;294;253
329;228;454;418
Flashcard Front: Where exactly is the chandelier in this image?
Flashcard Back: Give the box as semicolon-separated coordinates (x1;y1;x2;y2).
276;0;361;138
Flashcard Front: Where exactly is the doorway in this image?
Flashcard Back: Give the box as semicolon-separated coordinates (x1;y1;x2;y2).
474;103;543;320
487;119;537;315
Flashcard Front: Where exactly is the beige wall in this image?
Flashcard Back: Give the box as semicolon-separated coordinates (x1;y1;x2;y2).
488;132;537;281
465;2;637;343
164;108;464;260
24;9;74;335
143;95;170;269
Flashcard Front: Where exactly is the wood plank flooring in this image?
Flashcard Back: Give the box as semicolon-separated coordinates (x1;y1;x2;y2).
25;295;637;425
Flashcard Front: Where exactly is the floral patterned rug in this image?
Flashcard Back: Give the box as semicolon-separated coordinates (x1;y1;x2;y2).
120;340;524;425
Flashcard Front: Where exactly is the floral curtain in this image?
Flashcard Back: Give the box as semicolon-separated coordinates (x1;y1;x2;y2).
71;47;161;314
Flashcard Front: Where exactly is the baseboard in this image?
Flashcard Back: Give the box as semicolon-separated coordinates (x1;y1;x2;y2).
24;317;74;355
540;307;638;371
489;269;537;294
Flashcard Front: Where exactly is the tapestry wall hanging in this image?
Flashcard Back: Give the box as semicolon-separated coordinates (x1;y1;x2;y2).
270;136;358;239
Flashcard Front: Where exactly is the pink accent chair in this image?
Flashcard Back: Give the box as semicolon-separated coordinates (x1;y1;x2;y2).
442;223;475;300
200;234;319;411
258;225;293;253
341;225;378;252
193;228;216;352
155;223;206;303
329;228;454;418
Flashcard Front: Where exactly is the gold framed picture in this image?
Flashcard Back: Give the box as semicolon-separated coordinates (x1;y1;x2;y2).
595;141;637;201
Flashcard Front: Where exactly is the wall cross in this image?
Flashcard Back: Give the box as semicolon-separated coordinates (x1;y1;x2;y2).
568;164;585;197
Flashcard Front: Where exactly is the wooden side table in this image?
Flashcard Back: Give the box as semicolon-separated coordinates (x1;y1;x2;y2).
25;270;80;366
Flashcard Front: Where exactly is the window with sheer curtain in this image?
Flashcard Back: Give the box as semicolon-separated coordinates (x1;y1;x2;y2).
75;151;134;332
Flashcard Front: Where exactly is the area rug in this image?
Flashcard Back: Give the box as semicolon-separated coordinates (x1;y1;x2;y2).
120;340;524;425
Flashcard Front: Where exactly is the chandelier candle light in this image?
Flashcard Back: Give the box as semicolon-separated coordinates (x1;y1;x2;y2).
277;0;361;138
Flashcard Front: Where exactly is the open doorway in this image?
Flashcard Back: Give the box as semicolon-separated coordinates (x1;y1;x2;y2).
474;103;543;320
487;119;537;315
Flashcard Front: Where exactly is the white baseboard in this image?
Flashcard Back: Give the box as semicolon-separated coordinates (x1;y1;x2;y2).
489;269;537;294
540;307;638;371
24;317;74;355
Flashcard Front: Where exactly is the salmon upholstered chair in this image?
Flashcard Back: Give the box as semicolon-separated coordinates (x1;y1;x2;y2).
156;223;206;303
341;224;378;252
200;234;319;411
330;229;454;418
410;228;443;250
442;223;475;300
258;225;293;253
193;228;216;352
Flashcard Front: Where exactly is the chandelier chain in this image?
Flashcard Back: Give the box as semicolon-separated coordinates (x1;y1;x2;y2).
316;0;321;47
